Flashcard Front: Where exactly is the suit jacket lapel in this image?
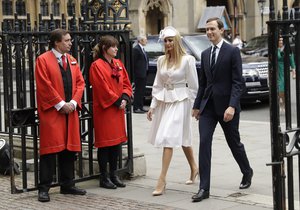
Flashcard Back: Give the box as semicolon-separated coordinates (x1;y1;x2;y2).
138;44;148;62
213;43;227;74
138;44;143;54
205;49;213;78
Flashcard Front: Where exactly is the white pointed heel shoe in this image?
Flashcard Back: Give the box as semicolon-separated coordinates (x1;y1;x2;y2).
152;180;166;196
185;170;199;185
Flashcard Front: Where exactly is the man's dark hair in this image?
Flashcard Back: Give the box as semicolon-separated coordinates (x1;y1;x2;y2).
49;28;70;49
206;17;224;29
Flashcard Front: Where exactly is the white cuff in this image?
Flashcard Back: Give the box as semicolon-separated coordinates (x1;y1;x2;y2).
54;101;66;111
70;100;77;109
150;97;157;109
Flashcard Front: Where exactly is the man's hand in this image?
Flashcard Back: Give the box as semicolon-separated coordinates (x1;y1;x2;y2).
192;109;200;120
59;103;74;114
68;102;75;111
147;108;154;121
119;100;127;110
223;106;235;122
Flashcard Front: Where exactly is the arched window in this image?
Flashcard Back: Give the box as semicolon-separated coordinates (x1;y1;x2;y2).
2;0;13;15
52;0;60;16
16;0;26;16
40;0;49;16
67;0;75;16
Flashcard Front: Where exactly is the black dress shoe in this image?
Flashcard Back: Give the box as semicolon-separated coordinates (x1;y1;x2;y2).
239;168;253;189
110;175;126;188
192;189;209;202
60;186;87;195
100;177;117;189
133;108;146;114
38;191;50;202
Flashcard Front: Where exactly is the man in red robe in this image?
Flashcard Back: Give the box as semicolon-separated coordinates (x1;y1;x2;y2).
35;29;86;202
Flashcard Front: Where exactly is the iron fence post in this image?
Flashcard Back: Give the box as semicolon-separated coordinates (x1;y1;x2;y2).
268;0;286;208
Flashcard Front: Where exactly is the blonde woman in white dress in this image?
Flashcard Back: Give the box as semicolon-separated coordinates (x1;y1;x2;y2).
147;26;199;196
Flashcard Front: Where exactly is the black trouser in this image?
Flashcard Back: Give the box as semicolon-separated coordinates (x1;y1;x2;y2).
39;150;76;192
97;144;120;176
198;99;251;191
133;77;147;110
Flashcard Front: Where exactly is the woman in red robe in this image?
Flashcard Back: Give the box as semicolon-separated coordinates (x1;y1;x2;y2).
89;35;132;189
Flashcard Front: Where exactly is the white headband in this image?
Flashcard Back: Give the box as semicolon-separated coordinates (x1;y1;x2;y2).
159;26;178;40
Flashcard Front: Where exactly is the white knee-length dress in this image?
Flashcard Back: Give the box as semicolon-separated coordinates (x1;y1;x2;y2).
148;54;199;147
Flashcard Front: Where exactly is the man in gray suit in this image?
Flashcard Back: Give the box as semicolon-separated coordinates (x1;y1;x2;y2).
133;35;148;113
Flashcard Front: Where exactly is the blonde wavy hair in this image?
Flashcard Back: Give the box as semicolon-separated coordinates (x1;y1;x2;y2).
161;32;186;69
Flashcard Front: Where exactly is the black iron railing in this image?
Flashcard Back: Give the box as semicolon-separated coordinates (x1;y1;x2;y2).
0;0;133;194
267;0;300;209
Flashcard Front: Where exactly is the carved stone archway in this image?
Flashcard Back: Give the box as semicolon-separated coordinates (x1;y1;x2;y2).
143;0;172;35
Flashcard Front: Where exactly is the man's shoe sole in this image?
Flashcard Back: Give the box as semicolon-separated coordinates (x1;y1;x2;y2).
38;198;50;202
239;183;251;189
60;190;86;195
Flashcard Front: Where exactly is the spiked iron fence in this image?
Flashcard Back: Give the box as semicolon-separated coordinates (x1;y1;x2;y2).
0;0;133;194
267;1;300;209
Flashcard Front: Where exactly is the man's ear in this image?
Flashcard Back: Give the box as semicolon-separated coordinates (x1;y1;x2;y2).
54;40;60;47
220;28;225;35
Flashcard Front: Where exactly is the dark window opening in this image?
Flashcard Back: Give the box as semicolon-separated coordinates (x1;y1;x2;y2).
16;0;26;16
67;0;75;16
2;0;13;16
52;0;60;16
40;0;49;16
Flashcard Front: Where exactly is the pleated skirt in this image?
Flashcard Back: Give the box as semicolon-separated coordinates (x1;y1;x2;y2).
148;98;193;147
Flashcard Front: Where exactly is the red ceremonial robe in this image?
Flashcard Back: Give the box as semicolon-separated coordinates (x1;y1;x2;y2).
35;51;85;155
89;58;132;148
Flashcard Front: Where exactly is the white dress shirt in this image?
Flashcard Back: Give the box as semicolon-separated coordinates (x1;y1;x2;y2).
210;39;224;64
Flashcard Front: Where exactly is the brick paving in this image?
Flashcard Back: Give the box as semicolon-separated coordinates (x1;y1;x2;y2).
0;175;181;210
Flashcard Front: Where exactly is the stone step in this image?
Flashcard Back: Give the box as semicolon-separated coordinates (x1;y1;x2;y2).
4;136;146;178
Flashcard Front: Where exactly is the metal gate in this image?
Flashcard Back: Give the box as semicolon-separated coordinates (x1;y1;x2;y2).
0;1;133;194
267;1;300;209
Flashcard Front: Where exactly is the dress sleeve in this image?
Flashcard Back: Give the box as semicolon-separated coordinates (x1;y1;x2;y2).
290;53;296;69
150;56;164;109
186;56;199;101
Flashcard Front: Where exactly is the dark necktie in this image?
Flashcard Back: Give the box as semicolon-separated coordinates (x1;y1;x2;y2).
61;55;67;70
210;46;217;71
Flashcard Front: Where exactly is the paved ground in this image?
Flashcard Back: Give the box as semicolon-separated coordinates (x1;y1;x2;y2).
0;112;295;210
0;176;179;210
